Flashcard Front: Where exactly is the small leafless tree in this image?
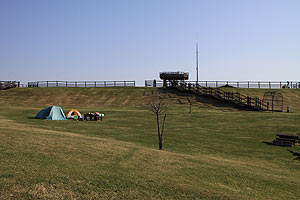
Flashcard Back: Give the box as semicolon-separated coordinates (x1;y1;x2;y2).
147;96;167;150
187;97;192;113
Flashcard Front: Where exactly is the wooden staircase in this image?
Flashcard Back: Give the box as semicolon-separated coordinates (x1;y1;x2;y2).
176;83;269;111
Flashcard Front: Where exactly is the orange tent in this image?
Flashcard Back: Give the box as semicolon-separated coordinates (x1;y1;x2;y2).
66;109;82;119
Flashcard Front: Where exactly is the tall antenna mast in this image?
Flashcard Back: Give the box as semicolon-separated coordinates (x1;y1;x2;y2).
196;34;199;85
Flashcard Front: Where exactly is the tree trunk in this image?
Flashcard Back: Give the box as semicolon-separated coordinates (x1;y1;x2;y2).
159;140;163;150
156;114;162;150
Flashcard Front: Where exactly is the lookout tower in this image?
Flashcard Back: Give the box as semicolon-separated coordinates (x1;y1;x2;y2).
159;72;189;87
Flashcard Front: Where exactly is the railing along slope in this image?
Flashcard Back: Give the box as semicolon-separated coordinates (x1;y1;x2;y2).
177;83;269;111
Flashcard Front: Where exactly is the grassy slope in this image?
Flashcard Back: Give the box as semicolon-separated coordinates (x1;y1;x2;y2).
1;87;300;199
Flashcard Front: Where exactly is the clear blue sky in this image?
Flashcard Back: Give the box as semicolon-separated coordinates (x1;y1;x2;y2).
0;0;299;85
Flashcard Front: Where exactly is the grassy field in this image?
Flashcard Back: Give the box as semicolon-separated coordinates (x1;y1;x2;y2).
1;87;300;199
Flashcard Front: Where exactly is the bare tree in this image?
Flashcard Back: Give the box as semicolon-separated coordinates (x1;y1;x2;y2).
147;96;167;150
187;97;192;113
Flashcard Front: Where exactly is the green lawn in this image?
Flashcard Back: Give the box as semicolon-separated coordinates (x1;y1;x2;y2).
1;87;300;199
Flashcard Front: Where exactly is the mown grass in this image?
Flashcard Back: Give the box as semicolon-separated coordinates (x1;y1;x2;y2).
1;87;300;199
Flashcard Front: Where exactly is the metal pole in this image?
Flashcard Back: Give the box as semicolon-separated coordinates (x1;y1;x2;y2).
196;42;199;85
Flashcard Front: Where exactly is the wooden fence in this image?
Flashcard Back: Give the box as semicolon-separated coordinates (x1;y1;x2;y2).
177;82;269;111
145;80;300;89
28;81;135;88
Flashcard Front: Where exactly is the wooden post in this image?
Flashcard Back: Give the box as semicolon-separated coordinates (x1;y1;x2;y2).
104;81;106;87
280;82;282;88
134;81;135;87
85;81;86;87
216;81;218;88
47;81;48;87
269;82;271;89
75;82;77;87
124;81;126;87
291;81;293;88
258;82;260;89
206;81;208;87
248;81;249;88
237;82;239;88
66;81;67;87
56;81;58;87
37;82;39;87
95;81;96;87
114;81;116;87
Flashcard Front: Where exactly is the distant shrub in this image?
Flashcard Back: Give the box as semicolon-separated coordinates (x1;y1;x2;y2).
0;81;18;90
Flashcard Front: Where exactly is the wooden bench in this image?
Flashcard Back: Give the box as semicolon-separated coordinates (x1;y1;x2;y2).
273;134;299;147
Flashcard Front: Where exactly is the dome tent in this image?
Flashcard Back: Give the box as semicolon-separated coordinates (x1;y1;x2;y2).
65;109;82;119
35;106;67;120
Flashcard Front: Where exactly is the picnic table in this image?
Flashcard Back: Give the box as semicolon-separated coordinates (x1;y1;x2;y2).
273;134;299;147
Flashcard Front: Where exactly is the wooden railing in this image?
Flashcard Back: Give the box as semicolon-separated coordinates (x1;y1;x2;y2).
145;80;300;89
28;81;135;88
177;83;269;111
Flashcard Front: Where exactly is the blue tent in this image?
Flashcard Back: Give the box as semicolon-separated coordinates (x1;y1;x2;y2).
35;106;66;120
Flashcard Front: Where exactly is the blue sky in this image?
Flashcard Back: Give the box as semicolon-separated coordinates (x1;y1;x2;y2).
0;0;299;85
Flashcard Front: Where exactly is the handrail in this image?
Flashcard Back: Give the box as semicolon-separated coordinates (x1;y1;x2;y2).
177;83;269;111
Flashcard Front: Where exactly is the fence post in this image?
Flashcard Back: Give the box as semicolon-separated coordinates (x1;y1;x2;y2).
216;81;218;88
134;81;135;87
258;82;260;89
114;81;116;87
124;81;126;87
66;81;67;87
95;81;96;87
206;81;207;87
85;81;86;87
237;82;239;88
104;81;106;87
248;81;249;88
56;81;58;87
37;82;39;87
75;82;77;87
47;81;49;87
291;81;293;88
269;82;271;89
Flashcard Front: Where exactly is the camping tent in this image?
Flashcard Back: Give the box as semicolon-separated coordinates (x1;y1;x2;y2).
35;106;66;120
65;109;82;119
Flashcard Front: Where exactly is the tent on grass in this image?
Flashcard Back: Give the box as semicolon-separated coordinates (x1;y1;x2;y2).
35;106;67;120
65;109;82;119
